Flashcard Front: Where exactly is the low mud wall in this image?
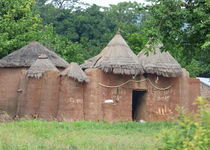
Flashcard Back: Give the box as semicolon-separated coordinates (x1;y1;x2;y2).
57;77;84;121
0;68;26;117
84;68;147;122
38;71;60;120
0;68;202;122
200;83;210;99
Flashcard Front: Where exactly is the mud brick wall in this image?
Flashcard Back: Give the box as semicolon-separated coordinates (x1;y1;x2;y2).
0;67;202;122
200;83;210;99
179;77;201;112
145;75;180;121
102;103;115;122
38;71;60;120
57;77;84;121
0;68;26;117
187;78;201;111
84;69;147;122
83;69;109;121
101;73;133;122
18;78;43;118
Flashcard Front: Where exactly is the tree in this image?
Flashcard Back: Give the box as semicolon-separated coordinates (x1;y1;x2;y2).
143;0;210;77
0;0;43;58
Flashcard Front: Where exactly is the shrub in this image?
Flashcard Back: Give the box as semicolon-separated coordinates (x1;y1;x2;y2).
159;97;210;150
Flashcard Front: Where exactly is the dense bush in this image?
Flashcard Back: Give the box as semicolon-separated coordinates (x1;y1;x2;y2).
159;97;210;150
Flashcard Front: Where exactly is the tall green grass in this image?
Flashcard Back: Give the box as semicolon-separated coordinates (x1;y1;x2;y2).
0;120;172;150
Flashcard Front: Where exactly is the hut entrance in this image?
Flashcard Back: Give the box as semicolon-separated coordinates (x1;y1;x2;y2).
132;90;147;121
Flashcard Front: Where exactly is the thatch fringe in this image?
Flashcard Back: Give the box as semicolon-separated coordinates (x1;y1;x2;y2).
61;62;89;83
0;42;68;68
81;32;144;75
138;44;182;77
27;55;59;79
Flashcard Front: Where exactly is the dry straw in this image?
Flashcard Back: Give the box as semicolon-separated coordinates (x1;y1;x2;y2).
27;54;59;79
61;62;89;83
81;32;144;75
0;42;68;68
138;44;182;77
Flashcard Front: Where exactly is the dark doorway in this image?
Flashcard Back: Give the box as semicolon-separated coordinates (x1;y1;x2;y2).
132;90;147;121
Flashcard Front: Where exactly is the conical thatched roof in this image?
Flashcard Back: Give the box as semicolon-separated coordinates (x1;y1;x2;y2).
61;62;89;83
137;44;182;77
81;32;144;75
0;42;68;68
27;55;59;79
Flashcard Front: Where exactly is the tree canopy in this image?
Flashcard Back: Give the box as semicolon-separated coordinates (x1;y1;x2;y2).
0;0;209;77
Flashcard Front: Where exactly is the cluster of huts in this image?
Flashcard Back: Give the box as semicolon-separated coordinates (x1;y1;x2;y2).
0;32;205;122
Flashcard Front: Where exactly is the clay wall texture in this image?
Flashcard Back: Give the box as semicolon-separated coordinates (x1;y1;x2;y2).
17;71;60;120
200;84;210;99
57;77;84;121
0;68;26;117
0;68;202;122
19;78;43;118
37;71;60;120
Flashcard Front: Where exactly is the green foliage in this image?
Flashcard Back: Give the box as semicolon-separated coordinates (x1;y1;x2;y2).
185;59;210;78
159;97;210;150
125;33;147;54
37;26;85;63
0;0;43;57
0;0;209;76
144;0;210;77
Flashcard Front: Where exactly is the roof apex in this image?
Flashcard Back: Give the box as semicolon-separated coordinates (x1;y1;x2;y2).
81;33;144;75
27;56;59;79
0;42;68;68
61;62;89;83
138;43;182;77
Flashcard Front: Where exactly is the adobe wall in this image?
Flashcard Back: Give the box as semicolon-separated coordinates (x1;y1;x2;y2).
179;76;200;112
84;68;181;122
38;71;60;120
84;69;201;122
18;78;43;118
83;69;109;121
132;74;200;122
0;68;27;117
0;67;202;122
200;83;210;99
84;68;148;122
145;75;180;121
57;77;84;121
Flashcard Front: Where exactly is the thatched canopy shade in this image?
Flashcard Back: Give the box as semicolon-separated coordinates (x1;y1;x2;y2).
81;32;144;75
0;42;68;68
27;55;59;79
137;45;182;77
61;62;89;83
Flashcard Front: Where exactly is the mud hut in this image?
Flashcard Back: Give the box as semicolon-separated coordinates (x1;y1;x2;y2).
0;42;68;117
0;37;201;122
81;32;147;122
18;55;60;120
137;44;182;77
81;34;200;122
135;43;200;121
57;62;89;122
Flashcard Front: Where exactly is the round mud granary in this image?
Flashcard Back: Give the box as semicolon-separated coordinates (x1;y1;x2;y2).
57;62;89;122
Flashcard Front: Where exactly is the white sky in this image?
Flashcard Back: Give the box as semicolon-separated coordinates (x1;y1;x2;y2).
80;0;150;7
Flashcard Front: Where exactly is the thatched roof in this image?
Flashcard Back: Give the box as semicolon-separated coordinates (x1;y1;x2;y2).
61;62;89;83
0;42;68;68
137;44;182;77
81;32;144;75
27;55;59;79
